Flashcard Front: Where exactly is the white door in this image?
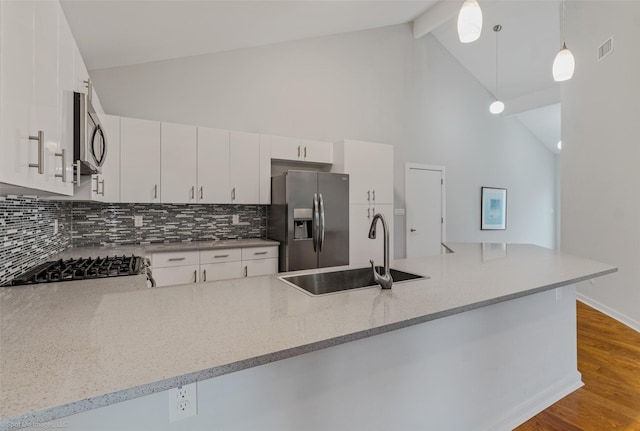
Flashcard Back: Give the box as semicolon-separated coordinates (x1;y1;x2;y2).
406;165;444;258
197;127;230;203
120;117;161;203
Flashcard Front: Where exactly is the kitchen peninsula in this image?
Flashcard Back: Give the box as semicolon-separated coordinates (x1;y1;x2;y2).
0;244;616;431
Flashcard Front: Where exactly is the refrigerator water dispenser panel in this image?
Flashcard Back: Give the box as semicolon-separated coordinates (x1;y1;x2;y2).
293;208;313;239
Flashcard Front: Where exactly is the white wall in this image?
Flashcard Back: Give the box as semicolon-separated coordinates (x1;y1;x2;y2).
91;23;557;257
562;1;640;330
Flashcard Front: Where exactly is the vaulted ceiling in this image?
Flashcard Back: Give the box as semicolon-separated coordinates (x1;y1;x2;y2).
60;0;562;153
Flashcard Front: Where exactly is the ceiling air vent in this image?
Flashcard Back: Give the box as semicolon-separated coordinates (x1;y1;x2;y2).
597;37;613;62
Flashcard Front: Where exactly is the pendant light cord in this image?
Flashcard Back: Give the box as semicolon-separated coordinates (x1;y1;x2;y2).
493;25;502;99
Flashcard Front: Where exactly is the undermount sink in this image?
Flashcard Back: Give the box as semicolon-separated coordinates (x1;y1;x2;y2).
279;266;427;296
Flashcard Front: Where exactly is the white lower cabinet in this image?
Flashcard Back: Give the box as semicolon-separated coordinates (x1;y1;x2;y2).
150;246;278;287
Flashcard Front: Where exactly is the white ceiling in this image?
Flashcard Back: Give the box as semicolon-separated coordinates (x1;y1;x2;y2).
60;0;561;153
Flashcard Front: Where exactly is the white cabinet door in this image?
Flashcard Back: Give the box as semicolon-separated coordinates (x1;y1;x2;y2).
301;139;333;164
197;127;230;204
120;117;161;203
269;135;302;161
338;140;393;205
349;204;393;266
73;44;89;94
161;122;197;204
99;114;120;202
201;262;242;282
243;258;278;277
229;131;260;204
0;1;35;189
152;265;200;287
259;135;271;205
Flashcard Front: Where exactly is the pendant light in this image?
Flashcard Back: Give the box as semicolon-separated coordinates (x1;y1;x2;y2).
553;0;575;81
489;25;504;115
457;0;483;43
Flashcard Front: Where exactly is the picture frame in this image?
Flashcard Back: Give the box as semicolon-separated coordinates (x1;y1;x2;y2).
481;187;507;230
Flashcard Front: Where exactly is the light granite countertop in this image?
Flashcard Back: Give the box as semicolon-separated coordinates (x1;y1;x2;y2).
58;238;280;260
0;243;616;429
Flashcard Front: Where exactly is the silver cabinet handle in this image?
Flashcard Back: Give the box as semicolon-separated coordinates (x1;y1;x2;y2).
154;184;158;199
54;149;67;182
367;207;370;219
254;251;268;255
231;187;236;201
244;265;248;277
410;228;417;232
200;186;203;200
28;131;44;174
191;186;195;200
214;254;229;258
93;176;100;193
367;190;370;202
372;190;376;201
203;269;207;282
99;179;105;196
168;257;186;261
297;145;301;158
304;146;307;158
194;269;197;283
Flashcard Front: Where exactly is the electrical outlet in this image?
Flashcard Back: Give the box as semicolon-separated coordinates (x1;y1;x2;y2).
169;383;197;422
134;215;143;227
53;219;58;235
232;214;240;225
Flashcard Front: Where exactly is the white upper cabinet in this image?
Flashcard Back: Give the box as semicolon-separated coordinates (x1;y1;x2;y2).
161;123;197;204
269;135;333;164
120;117;161;203
229;132;260;204
197;127;230;204
99;114;121;202
333;140;393;205
0;0;73;195
259;135;271;205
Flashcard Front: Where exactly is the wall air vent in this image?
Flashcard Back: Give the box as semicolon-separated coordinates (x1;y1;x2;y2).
597;37;613;62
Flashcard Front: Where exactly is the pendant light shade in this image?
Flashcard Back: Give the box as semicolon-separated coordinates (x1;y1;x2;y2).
553;0;574;82
552;43;575;82
457;0;483;43
489;100;505;115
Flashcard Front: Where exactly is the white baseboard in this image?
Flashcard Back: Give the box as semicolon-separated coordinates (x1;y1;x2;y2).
577;293;640;333
484;372;584;431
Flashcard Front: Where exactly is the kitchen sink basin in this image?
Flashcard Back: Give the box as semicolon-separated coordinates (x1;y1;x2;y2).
279;266;427;296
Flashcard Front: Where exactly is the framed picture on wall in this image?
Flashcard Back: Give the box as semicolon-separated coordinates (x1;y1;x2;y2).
481;187;507;230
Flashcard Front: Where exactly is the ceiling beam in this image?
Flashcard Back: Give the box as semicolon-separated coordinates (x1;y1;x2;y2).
413;0;461;39
501;87;561;117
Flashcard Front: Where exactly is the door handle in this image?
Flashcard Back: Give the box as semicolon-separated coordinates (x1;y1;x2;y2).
99;179;105;196
304;146;307;158
297;145;301;158
194;270;197;283
28;131;45;174
367;190;370;202
203;269;207;282
200;186;203;200
93;176;100;193
168;257;186;262
154;184;158;199
231;187;236;201
214;254;229;258
244;265;248;277
318;193;325;252
312;193;319;252
191;186;195;200
410;228;417;232
372;190;376;201
254;251;268;255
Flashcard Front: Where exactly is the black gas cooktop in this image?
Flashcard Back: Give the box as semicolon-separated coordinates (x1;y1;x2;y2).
11;255;143;286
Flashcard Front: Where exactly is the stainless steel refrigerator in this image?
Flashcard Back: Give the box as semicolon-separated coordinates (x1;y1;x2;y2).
268;171;349;272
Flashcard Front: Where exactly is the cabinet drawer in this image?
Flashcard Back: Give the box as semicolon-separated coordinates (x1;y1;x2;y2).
241;246;278;261
152;265;199;287
243;258;278;277
201;262;242;282
200;248;242;264
151;251;199;268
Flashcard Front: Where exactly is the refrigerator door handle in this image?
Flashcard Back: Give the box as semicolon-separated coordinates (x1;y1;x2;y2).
318;193;325;252
313;193;319;252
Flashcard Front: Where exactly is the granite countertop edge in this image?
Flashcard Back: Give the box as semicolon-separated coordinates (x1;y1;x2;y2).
0;265;618;430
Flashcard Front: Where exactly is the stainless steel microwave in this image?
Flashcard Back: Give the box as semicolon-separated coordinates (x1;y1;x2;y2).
74;82;107;175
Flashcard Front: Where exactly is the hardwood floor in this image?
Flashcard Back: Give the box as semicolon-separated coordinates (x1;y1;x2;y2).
515;301;640;431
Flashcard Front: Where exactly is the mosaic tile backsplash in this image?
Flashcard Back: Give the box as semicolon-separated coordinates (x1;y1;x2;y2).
0;197;267;285
70;202;266;247
0;196;72;285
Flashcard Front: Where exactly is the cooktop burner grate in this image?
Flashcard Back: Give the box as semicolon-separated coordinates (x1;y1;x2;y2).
11;255;143;286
